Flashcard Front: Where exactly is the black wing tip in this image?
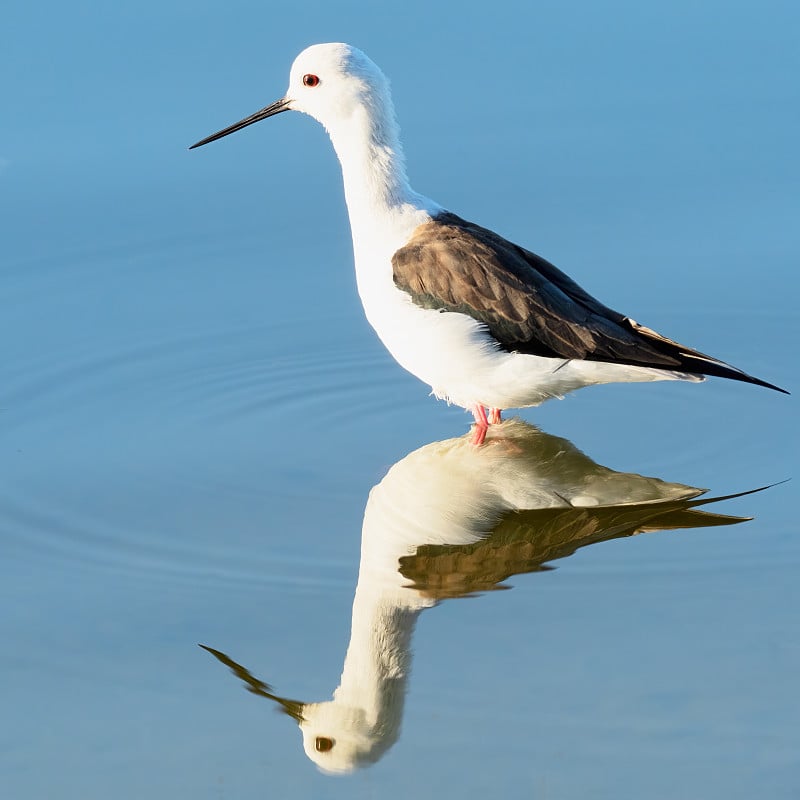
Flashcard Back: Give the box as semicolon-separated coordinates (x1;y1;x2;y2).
704;364;790;394
724;371;789;395
759;380;790;395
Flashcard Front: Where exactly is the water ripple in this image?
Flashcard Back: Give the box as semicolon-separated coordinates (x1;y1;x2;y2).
1;318;392;586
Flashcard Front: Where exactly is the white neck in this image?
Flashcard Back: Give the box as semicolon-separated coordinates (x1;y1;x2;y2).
333;582;420;734
324;104;439;254
328;105;410;209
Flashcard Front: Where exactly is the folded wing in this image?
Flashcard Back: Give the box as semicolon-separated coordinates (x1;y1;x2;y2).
392;212;786;392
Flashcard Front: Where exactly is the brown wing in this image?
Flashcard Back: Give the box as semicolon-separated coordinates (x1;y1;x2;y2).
392;212;786;391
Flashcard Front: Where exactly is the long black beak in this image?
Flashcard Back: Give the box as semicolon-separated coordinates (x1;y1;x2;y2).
189;98;291;149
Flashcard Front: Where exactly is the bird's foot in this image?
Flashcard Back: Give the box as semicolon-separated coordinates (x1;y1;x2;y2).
470;404;490;446
470;424;488;446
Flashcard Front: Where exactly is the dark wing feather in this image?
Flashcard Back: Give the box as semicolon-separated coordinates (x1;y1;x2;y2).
392;212;787;392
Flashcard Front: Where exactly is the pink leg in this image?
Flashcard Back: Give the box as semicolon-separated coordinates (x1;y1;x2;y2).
470;404;489;446
488;407;502;424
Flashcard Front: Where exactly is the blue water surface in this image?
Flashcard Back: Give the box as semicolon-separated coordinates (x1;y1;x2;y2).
2;1;798;798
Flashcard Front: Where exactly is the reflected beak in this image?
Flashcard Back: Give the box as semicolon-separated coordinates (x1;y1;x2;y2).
272;696;306;723
199;643;306;722
189;98;291;149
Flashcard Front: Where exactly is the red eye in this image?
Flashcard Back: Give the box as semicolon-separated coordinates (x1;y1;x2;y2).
303;74;320;87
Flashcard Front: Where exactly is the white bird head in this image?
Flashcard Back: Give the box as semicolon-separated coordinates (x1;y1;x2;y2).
190;43;395;148
297;699;399;775
287;43;392;128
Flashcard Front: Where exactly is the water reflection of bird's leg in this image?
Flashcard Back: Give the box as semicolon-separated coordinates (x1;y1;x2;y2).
470;404;489;445
488;408;502;424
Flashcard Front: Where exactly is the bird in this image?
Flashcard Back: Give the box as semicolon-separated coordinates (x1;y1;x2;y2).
190;43;786;444
199;419;757;773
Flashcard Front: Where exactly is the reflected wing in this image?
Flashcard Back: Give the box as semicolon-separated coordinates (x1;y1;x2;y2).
398;495;752;600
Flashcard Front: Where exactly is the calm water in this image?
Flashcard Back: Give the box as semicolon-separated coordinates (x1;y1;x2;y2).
2;1;798;798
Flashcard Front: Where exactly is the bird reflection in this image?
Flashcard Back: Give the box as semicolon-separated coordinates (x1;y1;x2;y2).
202;419;763;774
